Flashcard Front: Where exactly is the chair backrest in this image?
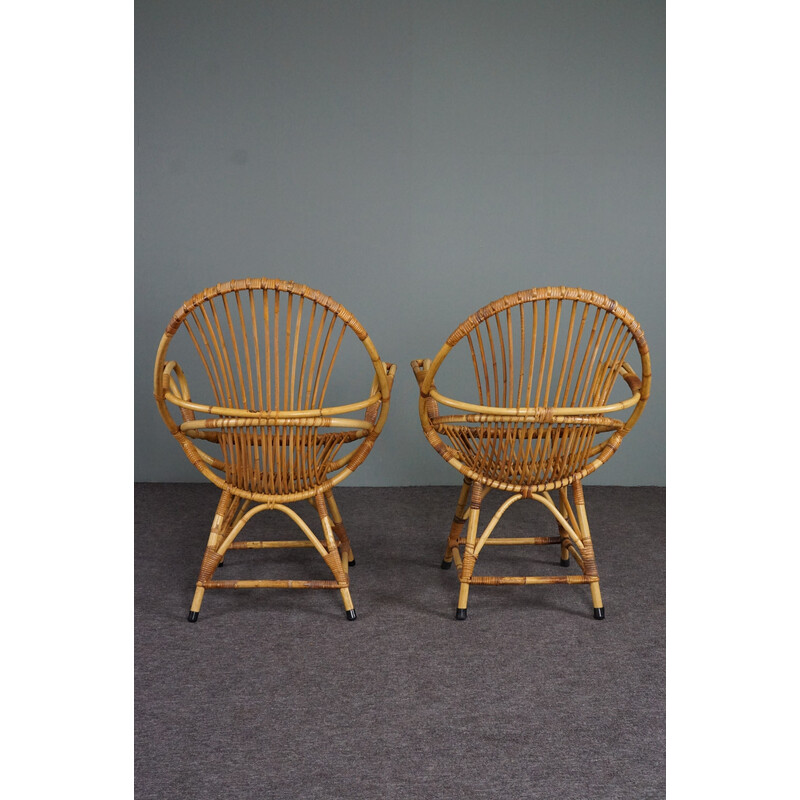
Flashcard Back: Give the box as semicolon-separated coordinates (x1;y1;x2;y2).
155;279;393;501
415;287;650;493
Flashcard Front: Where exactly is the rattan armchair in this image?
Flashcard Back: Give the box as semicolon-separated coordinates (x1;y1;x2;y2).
412;287;650;620
154;279;395;622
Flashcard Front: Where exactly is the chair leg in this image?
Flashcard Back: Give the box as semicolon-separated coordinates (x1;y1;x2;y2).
558;488;570;567
188;490;233;622
216;496;245;568
324;490;355;566
573;481;604;620
590;583;605;620
315;493;356;620
455;481;484;619
442;477;472;569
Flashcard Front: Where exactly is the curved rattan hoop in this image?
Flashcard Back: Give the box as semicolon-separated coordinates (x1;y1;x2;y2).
413;286;651;495
155;279;395;504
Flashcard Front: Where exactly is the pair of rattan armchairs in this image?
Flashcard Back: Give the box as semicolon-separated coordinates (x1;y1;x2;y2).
154;279;650;623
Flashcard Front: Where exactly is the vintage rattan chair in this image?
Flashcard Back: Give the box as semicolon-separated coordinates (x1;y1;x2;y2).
412;287;650;620
154;279;395;622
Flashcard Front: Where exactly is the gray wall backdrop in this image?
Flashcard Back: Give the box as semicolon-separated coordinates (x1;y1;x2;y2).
135;0;665;486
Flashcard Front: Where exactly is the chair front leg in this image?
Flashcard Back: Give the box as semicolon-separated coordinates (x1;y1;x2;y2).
442;477;473;569
558;487;571;567
188;489;233;622
324;489;354;567
456;480;484;620
315;493;356;620
572;480;605;620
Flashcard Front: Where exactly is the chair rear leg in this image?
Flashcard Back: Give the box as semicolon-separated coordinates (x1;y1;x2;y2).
456;481;484;619
442;477;473;569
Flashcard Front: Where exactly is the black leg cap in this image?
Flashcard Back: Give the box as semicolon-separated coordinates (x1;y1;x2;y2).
593;607;605;620
560;558;570;567
348;559;356;567
187;611;199;623
455;608;467;620
441;559;453;570
345;609;357;621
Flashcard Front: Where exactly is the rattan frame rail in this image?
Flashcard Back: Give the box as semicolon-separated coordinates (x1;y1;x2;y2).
155;279;395;622
412;286;651;620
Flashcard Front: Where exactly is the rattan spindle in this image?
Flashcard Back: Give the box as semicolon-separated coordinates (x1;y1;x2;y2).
154;279;395;622
412;286;650;620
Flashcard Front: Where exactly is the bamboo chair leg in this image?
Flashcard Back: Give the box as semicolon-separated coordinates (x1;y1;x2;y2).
315;494;356;620
188;490;233;622
558;488;570;567
216;496;245;568
324;490;355;567
442;477;473;569
456;482;484;620
573;481;605;620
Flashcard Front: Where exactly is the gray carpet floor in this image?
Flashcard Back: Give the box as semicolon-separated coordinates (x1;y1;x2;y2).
135;484;665;799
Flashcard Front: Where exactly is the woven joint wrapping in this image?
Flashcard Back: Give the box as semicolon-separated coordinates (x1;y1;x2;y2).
198;548;224;583
470;481;484;509
180;437;207;469
579;546;598;576
322;551;348;585
424;397;440;419
331;521;349;548
347;430;378;471
461;551;477;575
364;401;380;426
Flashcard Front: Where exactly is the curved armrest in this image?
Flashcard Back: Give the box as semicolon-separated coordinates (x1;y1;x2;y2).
159;359;393;435
153;360;227;473
412;358;642;422
157;357;397;492
163;388;385;424
427;387;641;419
154;360;198;434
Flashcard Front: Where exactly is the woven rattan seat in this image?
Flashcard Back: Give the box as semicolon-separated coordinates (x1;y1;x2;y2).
412;286;650;620
155;279;395;621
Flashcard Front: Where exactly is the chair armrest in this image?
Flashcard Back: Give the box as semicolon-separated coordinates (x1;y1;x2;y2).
155;360;199;433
